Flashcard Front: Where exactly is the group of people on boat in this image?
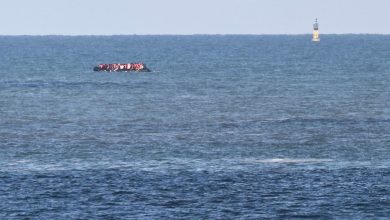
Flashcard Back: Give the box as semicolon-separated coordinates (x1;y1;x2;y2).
94;63;149;72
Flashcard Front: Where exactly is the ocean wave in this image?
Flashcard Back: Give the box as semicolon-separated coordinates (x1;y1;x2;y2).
244;158;333;163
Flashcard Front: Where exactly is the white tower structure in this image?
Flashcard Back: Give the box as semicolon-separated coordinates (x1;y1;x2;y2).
312;19;320;42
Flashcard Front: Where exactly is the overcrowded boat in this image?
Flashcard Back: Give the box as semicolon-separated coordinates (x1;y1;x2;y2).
93;63;151;72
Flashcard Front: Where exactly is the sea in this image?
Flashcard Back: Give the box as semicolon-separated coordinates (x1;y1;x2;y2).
0;35;389;219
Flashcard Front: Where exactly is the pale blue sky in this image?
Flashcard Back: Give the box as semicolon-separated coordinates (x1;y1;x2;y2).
1;0;390;35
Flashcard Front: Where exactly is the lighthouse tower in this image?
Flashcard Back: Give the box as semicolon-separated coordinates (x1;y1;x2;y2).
312;19;320;42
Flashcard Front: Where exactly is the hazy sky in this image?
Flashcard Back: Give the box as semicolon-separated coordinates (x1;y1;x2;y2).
1;0;390;35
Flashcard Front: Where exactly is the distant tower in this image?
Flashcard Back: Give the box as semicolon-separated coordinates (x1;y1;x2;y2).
312;18;320;42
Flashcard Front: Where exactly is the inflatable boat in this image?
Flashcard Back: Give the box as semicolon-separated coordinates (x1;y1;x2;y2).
93;63;151;72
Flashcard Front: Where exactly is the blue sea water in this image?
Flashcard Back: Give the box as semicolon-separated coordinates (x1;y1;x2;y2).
0;35;389;219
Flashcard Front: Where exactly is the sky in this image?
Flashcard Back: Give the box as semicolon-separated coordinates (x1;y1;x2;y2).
1;0;390;35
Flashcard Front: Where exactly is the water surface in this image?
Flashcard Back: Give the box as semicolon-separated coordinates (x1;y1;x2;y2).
0;35;389;219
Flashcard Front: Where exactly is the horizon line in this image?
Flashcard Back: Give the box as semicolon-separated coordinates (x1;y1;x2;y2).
1;33;390;37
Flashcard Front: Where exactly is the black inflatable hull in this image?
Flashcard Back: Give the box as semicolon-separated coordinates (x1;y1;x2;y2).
93;66;151;72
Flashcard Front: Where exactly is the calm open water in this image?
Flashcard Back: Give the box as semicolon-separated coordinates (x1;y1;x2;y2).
0;35;389;219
